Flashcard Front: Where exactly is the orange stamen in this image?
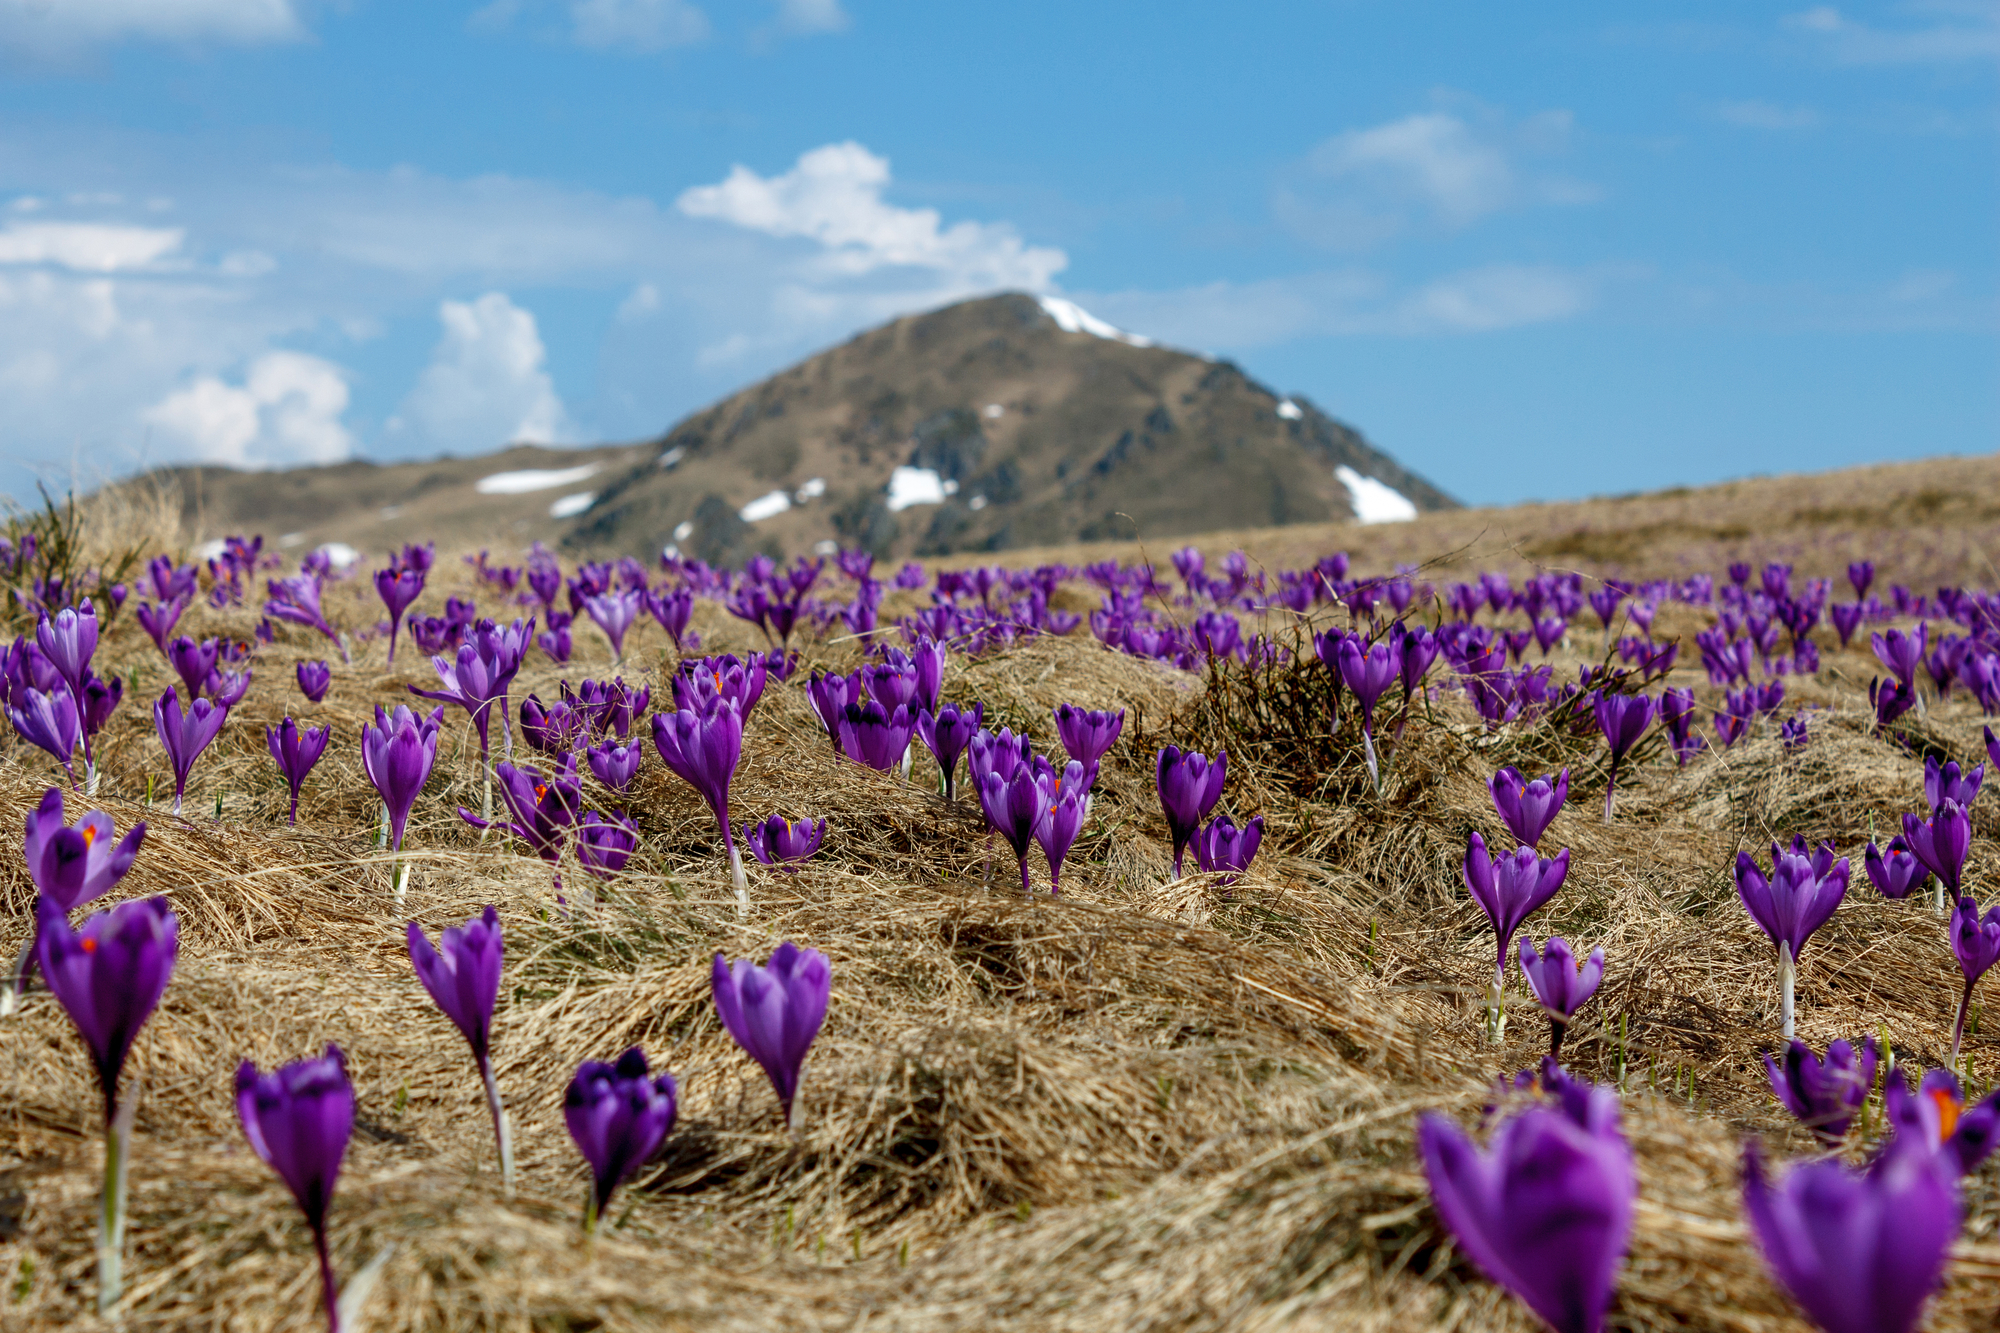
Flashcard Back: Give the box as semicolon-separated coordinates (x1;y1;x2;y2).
1930;1087;1962;1141
81;824;98;848
80;938;96;954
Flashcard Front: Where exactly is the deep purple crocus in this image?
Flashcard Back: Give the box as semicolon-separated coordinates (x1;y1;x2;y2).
1925;756;1983;812
564;1047;677;1231
1764;1037;1877;1146
135;599;184;654
410;619;534;814
1336;636;1398;785
743;815;827;871
673;653;766;719
409;906;511;1193
1948;893;2000;1063
1464;832;1571;1041
1033;760;1089;896
152;686;228;816
916;702;983;802
650;701;747;905
266;718;331;825
586;739;644;791
1901;799;1970;908
1864;837;1931;900
22;787;145;920
1592;693;1655;822
1735;843;1850;1039
8;685;81;783
1192;812;1263;891
461;757;582;887
979;759;1050;895
712;942;831;1126
1418;1072;1634;1333
584;588;642;662
1053;703;1124;789
165;634;218;699
1518;936;1603;1055
361;703;440;890
520;693;588;755
806;670;855;752
237;1047;355;1332
838;700;918;773
1489;767;1569;849
1872;625;1927;692
1884;1067;2000;1178
296;660;331;703
1157;745;1227;877
576;809;639;879
374;564;425;666
204;667;252;707
1742;1138;1957;1333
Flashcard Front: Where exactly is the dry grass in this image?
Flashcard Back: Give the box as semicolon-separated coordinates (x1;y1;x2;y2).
4;486;2000;1331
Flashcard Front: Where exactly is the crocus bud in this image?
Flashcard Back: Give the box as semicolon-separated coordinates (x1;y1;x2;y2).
711;943;830;1125
743;815;827;871
564;1047;677;1230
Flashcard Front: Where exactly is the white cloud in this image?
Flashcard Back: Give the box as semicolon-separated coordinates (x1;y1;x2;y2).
143;351;353;469
570;0;709;50
1784;4;2000;62
0;0;302;55
676;142;1067;290
770;0;848;35
0;221;183;270
1715;100;1821;130
396;292;571;453
1277;107;1595;250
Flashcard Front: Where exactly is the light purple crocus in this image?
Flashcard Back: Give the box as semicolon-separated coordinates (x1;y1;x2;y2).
1735;843;1850;1039
1864;837;1930;900
135;599;184;654
4;788;145;1013
586;739;644;791
265;573;347;662
237;1047;356;1333
8;685;81;783
806;670;855;752
1764;1037;1877;1146
1053;703;1124;789
1489;767;1568;849
1925;755;1983;812
673;653;766;719
374;565;425;666
152;686;228;816
650;700;747;906
1157;745;1227;877
1464;832;1571;1041
1592;693;1655;822
979;759;1050;895
411;618;533;818
916;702;983;802
576;809;639;880
1901;799;1970;909
35;601;97;703
1518;936;1603;1056
1418;1070;1634;1333
1034;760;1089;896
1949;894;2000;1063
1192;812;1263;891
712;942;831;1127
1742;1138;1957;1333
266;718;331;825
163;636;216;695
1336;636;1398;786
408;906;511;1194
743;815;827;871
584;588;642;663
564;1047;677;1232
1872;625;1927;693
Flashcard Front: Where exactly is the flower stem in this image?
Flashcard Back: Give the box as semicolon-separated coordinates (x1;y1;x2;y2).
1778;941;1796;1041
1486;963;1506;1044
1549;1017;1566;1059
1361;727;1380;793
725;825;747;915
481;1057;515;1199
1952;978;1977;1065
312;1222;340;1333
392;859;409;908
98;1094;134;1314
1603;762;1619;823
1018;853;1033;897
582;1186;600;1236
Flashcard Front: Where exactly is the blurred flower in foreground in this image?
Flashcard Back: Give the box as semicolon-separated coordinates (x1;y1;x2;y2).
1883;1066;2000;1177
237;1047;363;1333
565;1047;677;1233
1763;1037;1876;1146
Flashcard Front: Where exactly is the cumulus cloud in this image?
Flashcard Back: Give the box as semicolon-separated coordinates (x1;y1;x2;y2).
1715;99;1821;130
767;0;849;36
676;141;1067;291
143;351;354;469
395;293;571;453
1277;107;1596;250
0;0;303;56
0;220;184;270
1784;5;2000;62
569;0;709;50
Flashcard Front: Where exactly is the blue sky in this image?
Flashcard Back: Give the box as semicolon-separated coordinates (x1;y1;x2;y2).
0;0;1991;508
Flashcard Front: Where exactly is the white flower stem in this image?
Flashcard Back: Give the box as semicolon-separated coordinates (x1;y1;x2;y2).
98;1093;135;1314
1778;941;1796;1041
481;1058;515;1199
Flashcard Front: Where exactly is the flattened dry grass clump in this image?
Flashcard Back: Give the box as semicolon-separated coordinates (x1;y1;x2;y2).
3;521;2000;1331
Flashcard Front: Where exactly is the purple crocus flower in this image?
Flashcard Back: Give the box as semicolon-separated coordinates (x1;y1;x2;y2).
1924;755;1983;812
1901;799;1970;906
204;666;252;707
1192;812;1263;891
586;739;644;791
916;702;983;802
1464;832;1571;1041
837;700;918;773
647;586;694;647
8;685;81;783
1053;703;1124;790
152;686;228;816
910;637;945;713
1417;1072;1634;1333
1742;1138;1957;1333
4;788;145;1011
1883;1066;2000;1177
1033;760;1089;896
1156;745;1227;877
362;702;439;871
1763;1037;1877;1145
1872;625;1926;692
806;670;856;752
265;573;346;661
576;809;639;881
1870;676;1916;730
1864;837;1931;900
1848;561;1875;599
650;701;747;905
979;757;1050;895
296;660;331;703
862;654;919;713
1592;693;1655;822
520;693;588;755
374;565;425;666
408;905;514;1194
743;815;827;870
1489;767;1569;849
584;588;643;662
462;758;582;888
537;623;573;663
673;653;766;719
266;718;331;825
1336;636;1398;785
35;601;98;701
1948;894;2000;1062
1735;843;1850;1039
564;1047;677;1231
1517;935;1603;1055
236;1047;355;1332
712;942;831;1126
1829;602;1864;648
572;677;649;740
135;599;184;654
